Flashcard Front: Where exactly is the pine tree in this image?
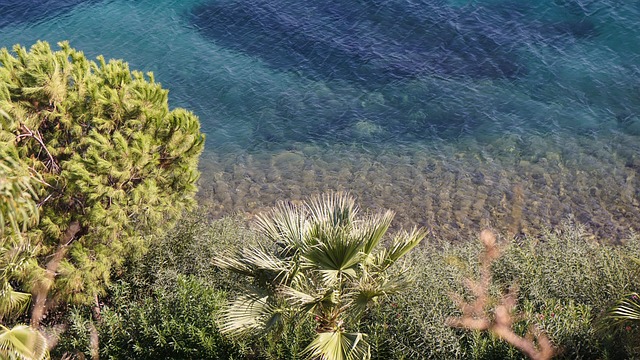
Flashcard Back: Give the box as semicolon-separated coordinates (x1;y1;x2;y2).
0;41;205;327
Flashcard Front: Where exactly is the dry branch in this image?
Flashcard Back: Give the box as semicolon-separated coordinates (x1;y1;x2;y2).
447;230;555;360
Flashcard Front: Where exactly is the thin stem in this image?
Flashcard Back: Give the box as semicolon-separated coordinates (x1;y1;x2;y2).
17;124;60;174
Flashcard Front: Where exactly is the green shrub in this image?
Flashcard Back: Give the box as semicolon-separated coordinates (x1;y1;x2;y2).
55;211;313;359
123;211;258;293
99;276;241;360
54;215;640;359
365;222;640;359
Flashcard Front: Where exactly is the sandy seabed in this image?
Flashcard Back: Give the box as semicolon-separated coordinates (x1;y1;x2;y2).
198;131;640;242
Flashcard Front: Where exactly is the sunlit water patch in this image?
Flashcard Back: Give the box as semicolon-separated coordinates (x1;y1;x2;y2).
1;0;639;241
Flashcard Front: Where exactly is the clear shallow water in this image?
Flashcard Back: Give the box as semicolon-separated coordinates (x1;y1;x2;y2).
1;0;639;240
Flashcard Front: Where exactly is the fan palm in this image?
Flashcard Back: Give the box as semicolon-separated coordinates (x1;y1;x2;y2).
0;325;48;360
217;193;427;360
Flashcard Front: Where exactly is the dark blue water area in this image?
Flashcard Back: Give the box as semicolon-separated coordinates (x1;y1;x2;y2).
0;0;104;28
1;0;638;150
183;0;640;146
189;0;596;84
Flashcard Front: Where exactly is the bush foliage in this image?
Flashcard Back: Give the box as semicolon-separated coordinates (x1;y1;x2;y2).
366;222;640;359
54;214;640;359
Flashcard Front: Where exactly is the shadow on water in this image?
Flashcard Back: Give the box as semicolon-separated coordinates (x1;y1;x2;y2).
188;0;597;88
0;0;104;28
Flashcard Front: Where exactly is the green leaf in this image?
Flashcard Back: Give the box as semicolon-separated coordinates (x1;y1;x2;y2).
219;292;282;336
607;292;640;324
0;325;49;360
304;331;370;360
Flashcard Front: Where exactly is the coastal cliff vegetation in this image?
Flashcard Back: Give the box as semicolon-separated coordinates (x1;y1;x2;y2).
1;41;639;360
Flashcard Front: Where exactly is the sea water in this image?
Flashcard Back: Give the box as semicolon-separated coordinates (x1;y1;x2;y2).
1;0;639;240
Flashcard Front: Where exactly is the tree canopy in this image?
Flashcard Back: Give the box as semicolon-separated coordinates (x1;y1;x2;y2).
0;40;204;322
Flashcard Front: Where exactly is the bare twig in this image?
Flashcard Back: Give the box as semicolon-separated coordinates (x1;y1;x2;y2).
447;230;555;360
16;123;60;173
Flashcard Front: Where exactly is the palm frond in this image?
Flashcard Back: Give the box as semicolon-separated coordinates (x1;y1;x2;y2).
219;293;283;336
607;292;640;324
279;285;327;315
347;271;410;317
357;210;394;256
381;227;428;269
0;325;49;360
243;246;291;275
0;285;31;318
304;331;370;360
214;245;291;282
307;193;357;229
255;201;309;252
280;285;317;306
304;235;364;286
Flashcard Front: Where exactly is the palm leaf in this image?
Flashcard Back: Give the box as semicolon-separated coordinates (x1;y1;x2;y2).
219;292;282;336
381;227;428;269
0;285;31;318
607;292;640;324
304;234;364;286
307;193;357;229
255;201;309;252
214;245;290;281
0;325;48;360
304;331;370;360
348;271;410;317
280;285;326;314
357;210;394;256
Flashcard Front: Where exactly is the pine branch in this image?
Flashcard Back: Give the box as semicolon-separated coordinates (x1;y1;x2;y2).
16;123;60;173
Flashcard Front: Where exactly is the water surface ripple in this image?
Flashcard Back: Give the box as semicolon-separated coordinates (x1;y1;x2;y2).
1;0;639;240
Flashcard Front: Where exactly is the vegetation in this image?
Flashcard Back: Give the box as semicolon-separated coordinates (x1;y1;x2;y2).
364;222;640;359
0;40;204;332
48;212;638;359
447;230;554;360
0;145;39;321
216;193;426;360
2;40;640;359
0;144;49;360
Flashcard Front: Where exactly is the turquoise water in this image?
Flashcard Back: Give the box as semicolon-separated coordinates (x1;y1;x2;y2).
2;0;639;240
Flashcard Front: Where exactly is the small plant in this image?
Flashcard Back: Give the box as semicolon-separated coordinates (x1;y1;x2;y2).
447;230;555;360
217;192;427;360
